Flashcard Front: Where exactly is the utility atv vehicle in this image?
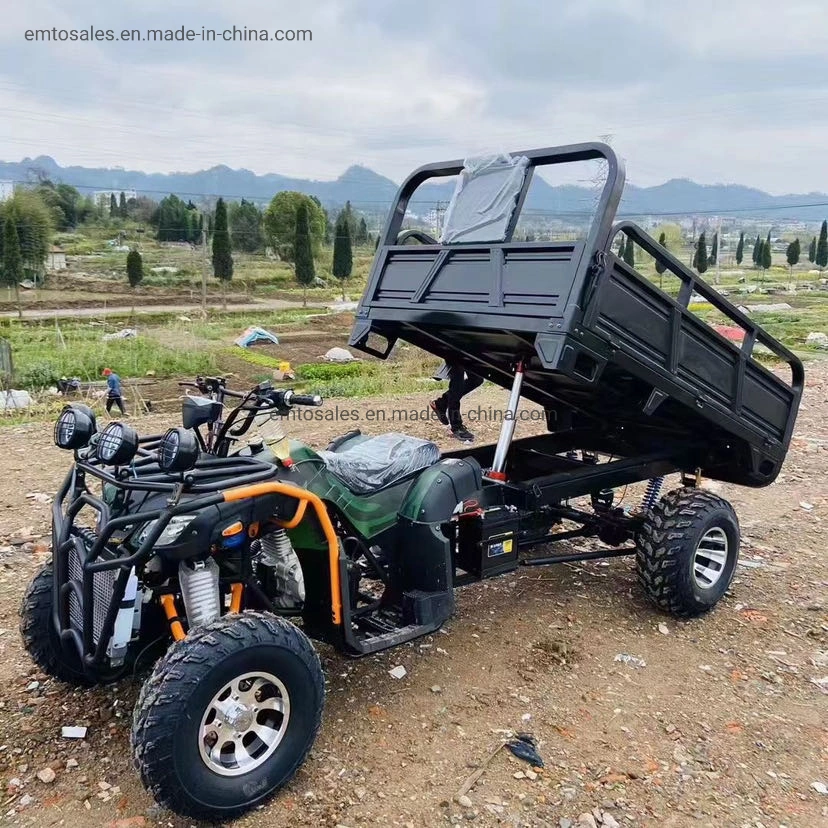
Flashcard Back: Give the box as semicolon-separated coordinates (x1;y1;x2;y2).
21;143;802;821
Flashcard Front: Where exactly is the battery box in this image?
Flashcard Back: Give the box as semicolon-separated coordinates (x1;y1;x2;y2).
455;505;520;577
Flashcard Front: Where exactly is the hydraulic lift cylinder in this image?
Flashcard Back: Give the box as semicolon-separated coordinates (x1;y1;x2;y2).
489;361;524;480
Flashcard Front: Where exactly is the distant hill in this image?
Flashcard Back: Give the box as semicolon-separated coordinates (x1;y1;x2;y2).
1;155;826;221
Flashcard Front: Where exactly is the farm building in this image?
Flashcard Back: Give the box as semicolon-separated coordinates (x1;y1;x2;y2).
45;246;67;270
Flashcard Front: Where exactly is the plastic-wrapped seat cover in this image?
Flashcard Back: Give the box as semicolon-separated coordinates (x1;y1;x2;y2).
318;433;440;494
440;153;530;244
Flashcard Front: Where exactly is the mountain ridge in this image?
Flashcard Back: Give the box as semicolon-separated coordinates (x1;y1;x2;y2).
1;155;826;220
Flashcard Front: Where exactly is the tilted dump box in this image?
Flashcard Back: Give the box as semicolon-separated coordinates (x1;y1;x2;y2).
350;143;803;486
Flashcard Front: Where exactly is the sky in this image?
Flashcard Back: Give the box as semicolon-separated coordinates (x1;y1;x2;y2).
2;0;828;194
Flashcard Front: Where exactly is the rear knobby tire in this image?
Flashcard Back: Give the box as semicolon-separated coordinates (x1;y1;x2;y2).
19;561;93;686
637;487;740;618
131;611;324;822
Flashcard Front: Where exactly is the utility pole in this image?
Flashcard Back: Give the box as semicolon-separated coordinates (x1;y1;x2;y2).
201;228;208;313
715;216;721;284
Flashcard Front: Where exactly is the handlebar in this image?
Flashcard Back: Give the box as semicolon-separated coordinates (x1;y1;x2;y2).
282;391;323;407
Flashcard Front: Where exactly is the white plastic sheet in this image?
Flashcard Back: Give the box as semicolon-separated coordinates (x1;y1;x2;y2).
440;153;530;244
319;432;440;494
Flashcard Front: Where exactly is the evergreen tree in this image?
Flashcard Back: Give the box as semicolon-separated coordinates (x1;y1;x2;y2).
735;231;744;265
752;234;761;266
708;232;718;266
761;238;772;278
294;202;315;307
119;191;127;218
211;197;233;309
786;238;800;277
110;193;118;217
332;211;353;301
655;231;667;289
695;232;708;274
126;249;143;314
808;236;817;263
2;212;24;318
623;235;635;267
356;216;369;246
126;249;143;288
228;199;263;253
816;220;828;272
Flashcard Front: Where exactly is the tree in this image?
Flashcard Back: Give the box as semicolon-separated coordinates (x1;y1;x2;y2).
153;195;201;243
708;232;718;266
1;212;24;318
126;249;143;314
786;238;800;278
355;216;369;246
808;236;817;263
752;234;761;267
761;238;772;278
0;190;53;287
228;199;264;253
110;193;118;217
695;232;708;274
119;191;127;219
263;191;326;261
655;231;667;289
211;198;233;309
294;202;315;307
735;231;745;265
617;235;626;258
36;180;90;229
816;220;828;273
332;211;353;300
623;236;635;267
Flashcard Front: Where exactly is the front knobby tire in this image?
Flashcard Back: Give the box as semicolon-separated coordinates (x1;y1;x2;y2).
19;561;93;686
637;488;740;618
131;611;324;822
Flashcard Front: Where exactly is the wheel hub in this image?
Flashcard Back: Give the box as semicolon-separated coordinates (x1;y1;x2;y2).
215;699;255;732
692;527;729;589
198;671;290;777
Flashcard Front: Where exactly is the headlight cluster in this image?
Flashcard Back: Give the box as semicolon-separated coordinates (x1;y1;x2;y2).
158;427;200;473
135;514;198;547
96;421;140;465
54;407;200;474
54;404;97;450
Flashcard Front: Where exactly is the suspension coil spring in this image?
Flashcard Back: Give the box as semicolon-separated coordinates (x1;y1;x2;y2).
641;476;664;511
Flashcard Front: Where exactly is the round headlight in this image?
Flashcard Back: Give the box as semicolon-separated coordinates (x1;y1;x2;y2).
158;427;200;472
54;405;96;450
96;421;139;465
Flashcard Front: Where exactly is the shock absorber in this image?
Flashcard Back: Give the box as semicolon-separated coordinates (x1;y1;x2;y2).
178;558;221;628
258;529;305;609
640;476;664;511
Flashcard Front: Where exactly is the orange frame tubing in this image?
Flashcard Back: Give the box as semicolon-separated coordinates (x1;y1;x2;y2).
223;482;342;625
229;583;244;613
160;594;186;641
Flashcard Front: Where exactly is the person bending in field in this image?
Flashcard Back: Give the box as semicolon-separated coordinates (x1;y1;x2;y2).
102;367;127;416
430;361;483;442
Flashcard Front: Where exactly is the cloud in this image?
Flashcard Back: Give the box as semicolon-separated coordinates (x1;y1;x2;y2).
0;0;827;194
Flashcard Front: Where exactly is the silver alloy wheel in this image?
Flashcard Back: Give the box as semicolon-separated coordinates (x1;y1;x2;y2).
198;671;290;777
692;527;729;589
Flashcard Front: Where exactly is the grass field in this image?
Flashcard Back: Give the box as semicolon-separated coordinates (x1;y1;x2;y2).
1;228;826;425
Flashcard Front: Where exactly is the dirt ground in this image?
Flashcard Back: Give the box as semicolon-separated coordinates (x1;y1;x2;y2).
0;368;826;828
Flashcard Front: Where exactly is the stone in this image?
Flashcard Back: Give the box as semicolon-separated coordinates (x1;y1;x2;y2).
36;767;56;784
577;814;598;828
457;794;473;808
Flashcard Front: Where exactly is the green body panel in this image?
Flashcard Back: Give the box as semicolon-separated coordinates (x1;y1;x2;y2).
284;440;413;549
398;462;457;522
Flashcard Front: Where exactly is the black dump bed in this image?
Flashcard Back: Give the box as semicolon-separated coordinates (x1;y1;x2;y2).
349;143;803;486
